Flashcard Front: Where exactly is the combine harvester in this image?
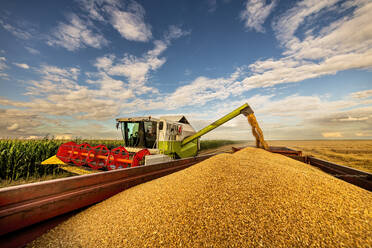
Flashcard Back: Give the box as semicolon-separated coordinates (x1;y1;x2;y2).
42;103;268;173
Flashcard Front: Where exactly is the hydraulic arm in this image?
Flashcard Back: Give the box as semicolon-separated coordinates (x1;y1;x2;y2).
181;103;268;150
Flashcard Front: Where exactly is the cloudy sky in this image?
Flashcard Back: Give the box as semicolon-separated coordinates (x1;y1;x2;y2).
0;0;371;140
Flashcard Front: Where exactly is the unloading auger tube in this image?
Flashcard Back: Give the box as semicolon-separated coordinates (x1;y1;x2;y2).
181;103;269;150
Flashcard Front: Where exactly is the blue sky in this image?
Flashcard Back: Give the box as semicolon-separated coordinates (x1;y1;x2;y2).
0;0;371;140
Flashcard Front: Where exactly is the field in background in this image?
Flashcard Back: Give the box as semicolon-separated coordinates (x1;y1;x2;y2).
268;140;372;174
199;140;240;150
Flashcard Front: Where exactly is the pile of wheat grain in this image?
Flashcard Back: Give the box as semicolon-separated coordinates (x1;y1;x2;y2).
28;147;372;248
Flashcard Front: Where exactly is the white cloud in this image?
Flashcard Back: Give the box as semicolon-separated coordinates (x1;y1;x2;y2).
94;42;166;94
240;0;277;32
339;116;369;122
79;0;152;42
322;132;343;138
0;20;32;39
78;0;108;22
0;57;8;78
164;25;191;41
272;0;340;46
94;54;115;70
25;47;40;55
108;1;152;42
355;132;371;137
26;136;43;140
55;134;73;140
13;63;30;69
163;74;239;109
47;14;108;51
0;108;43;137
7;123;19;131
94;26;189;92
0;73;8;78
0;57;7;70
0;62;137;123
351;89;372;99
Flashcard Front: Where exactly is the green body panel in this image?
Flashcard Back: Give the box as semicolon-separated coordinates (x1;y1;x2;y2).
158;139;198;158
181;103;253;146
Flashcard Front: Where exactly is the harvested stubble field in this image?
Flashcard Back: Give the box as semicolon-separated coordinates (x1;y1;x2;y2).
268;140;372;174
29;147;372;248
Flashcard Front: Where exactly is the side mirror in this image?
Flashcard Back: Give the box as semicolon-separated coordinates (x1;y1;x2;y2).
116;122;120;130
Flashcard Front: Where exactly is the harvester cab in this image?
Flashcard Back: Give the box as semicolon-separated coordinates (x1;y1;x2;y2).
42;103;268;172
115;115;198;161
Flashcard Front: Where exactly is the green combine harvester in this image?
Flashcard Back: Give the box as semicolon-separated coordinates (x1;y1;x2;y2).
42;103;267;171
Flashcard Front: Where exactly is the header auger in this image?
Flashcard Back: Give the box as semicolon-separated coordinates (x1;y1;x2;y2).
43;141;150;170
42;103;268;173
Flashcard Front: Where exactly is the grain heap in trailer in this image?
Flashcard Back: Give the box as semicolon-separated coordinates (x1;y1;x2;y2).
42;103;268;171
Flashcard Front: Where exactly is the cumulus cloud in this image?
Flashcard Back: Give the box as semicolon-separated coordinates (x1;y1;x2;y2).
0;108;44;137
0;63;132;123
94;25;189;92
13;63;30;69
93;47;164;94
322;132;343;138
108;1;152;42
240;0;277;32
163;71;242;109
47;14;108;51
79;0;152;42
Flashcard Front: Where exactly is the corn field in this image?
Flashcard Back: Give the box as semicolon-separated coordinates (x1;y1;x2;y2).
0;139;124;184
0;139;239;186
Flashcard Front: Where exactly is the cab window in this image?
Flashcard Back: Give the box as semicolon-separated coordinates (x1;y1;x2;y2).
144;121;157;148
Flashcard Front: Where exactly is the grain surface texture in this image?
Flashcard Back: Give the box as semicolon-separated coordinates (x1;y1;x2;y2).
29;147;372;248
